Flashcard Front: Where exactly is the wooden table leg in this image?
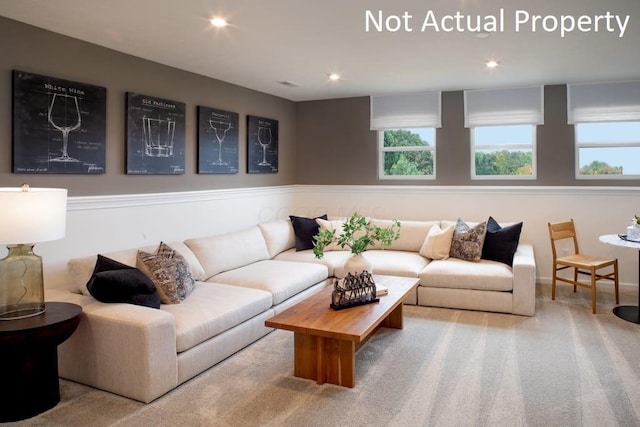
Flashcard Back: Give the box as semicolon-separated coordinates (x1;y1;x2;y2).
294;332;318;381
381;303;404;329
322;338;355;387
293;333;356;387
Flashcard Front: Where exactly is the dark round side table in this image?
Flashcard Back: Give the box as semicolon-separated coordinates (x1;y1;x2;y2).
0;302;82;422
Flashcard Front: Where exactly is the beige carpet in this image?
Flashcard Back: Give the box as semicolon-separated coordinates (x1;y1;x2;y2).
8;283;640;427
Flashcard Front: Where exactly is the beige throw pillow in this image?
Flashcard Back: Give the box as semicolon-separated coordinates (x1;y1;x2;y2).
419;224;455;260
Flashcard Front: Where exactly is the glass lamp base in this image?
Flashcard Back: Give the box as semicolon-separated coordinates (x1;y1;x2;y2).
0;304;46;320
0;244;46;320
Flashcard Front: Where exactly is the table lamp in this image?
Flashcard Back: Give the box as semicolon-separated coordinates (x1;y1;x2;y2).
0;185;67;320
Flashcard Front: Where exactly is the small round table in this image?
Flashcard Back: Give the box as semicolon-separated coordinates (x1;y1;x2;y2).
0;302;82;422
600;234;640;323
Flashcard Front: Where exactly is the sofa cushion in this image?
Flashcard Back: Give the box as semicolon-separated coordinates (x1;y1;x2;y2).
289;214;327;251
70;241;206;296
273;248;352;277
481;217;523;266
449;219;487;262
86;255;161;309
419;224;455;260
185;226;270;279
257;219;296;258
335;250;429;279
161;281;272;353
419;258;514;291
369;219;437;252
211;260;329;305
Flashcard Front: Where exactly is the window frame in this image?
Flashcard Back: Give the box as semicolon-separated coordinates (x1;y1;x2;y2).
377;127;436;180
470;124;537;180
574;121;640;180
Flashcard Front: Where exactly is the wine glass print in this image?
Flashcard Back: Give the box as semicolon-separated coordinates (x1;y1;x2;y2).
257;126;272;166
143;115;175;157
208;118;231;165
47;93;81;162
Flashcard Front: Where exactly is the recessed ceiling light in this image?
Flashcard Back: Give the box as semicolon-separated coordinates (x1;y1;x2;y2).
328;73;341;81
210;17;228;28
473;31;490;39
485;60;499;69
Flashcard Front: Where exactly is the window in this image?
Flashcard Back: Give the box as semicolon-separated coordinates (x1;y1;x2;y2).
471;125;536;179
370;91;441;180
464;86;543;180
379;128;435;179
568;81;640;179
575;121;640;178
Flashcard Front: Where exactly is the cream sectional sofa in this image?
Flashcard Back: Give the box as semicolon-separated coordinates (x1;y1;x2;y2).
48;217;535;403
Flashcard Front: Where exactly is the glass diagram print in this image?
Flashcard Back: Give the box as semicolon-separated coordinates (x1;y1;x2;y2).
48;93;82;162
143;115;175;157
126;92;185;175
12;70;106;174
247;115;278;174
197;106;239;174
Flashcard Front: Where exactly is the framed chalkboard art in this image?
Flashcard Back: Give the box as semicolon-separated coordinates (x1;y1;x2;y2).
197;106;239;174
247;115;278;174
125;92;185;175
12;70;106;174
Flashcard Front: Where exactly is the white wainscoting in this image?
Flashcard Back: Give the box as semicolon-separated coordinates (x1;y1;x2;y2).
292;185;640;288
39;186;296;289
37;184;640;292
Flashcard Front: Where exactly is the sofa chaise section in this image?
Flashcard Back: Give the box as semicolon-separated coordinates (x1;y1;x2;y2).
417;243;536;316
57;231;318;403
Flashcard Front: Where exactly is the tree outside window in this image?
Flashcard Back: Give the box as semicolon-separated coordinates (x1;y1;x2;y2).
471;125;536;179
575;122;640;179
379;128;435;179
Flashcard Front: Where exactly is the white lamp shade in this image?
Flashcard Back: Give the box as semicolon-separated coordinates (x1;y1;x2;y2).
0;187;67;244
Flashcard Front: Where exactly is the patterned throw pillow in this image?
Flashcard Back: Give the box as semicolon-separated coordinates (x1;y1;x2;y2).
449;219;487;262
156;242;195;300
136;242;195;304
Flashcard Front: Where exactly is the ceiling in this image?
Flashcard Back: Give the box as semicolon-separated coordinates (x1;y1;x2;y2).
1;0;639;102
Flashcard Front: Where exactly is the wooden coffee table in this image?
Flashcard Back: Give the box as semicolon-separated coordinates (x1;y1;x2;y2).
265;275;418;388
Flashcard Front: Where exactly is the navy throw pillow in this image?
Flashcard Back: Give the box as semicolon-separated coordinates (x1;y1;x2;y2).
481;217;523;266
87;255;161;309
289;214;327;251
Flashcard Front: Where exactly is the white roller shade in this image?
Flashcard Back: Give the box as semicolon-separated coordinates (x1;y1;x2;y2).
370;91;441;130
464;86;544;127
567;81;640;124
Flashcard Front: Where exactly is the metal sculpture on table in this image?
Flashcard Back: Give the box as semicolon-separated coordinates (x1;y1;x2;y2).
330;271;379;310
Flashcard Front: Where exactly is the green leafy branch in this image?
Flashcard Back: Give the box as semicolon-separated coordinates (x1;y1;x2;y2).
313;212;401;259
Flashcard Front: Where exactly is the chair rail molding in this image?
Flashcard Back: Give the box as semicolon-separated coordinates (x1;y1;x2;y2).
68;185;297;211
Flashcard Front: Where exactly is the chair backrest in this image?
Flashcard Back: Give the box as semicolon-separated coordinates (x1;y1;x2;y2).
548;219;580;260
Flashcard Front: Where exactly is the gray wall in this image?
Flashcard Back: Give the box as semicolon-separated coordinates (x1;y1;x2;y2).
3;17;638;196
0;17;297;196
296;86;639;186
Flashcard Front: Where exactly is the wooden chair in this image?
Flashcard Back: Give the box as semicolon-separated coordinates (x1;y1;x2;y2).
548;219;619;314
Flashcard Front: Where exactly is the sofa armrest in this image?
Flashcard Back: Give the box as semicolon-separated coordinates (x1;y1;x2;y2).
54;290;178;403
511;243;536;316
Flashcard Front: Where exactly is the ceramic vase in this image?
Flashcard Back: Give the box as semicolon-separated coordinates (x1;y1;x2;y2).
343;253;372;276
